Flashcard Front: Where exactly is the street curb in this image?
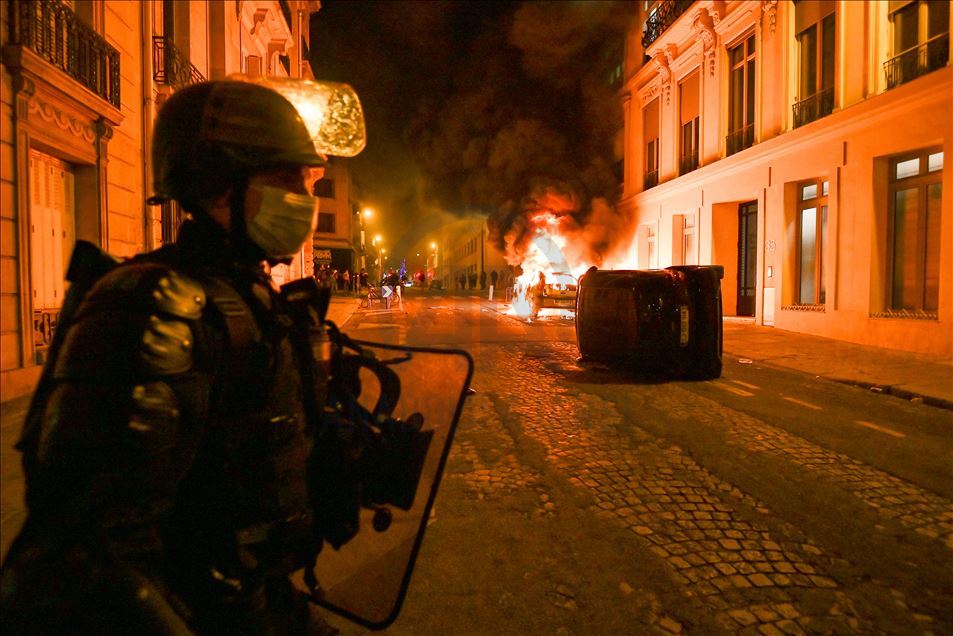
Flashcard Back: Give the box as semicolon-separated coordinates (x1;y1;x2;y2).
825;377;953;412
720;350;953;412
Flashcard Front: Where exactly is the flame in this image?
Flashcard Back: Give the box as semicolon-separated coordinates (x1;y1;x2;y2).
505;208;641;320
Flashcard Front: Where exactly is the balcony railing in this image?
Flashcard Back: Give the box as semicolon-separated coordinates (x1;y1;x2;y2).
679;152;698;175
7;0;120;108
152;36;205;89
792;87;834;128
644;170;659;190
884;33;950;89
642;0;695;49
726;124;754;157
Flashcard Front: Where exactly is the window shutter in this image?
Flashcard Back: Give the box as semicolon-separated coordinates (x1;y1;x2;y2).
644;98;659;142
679;71;700;125
796;0;836;33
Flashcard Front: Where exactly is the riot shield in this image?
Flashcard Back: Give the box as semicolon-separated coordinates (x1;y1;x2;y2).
302;340;473;630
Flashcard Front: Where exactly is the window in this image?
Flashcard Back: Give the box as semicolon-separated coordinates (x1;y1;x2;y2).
887;149;943;313
313;178;335;199
885;0;950;88
793;1;835;127
679;71;700;175
316;212;336;234
682;214;696;265
647;225;656;268
727;35;756;156
796;179;829;305
644;98;660;189
639;223;657;269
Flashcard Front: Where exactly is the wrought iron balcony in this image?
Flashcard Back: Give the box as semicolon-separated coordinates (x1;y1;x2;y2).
6;0;120;108
679;152;698;175
792;87;834;128
884;33;949;90
642;0;695;49
726;124;754;157
644;169;659;190
152;36;205;89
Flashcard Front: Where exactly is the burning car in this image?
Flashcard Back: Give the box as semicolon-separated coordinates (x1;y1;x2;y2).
575;265;724;379
530;271;578;317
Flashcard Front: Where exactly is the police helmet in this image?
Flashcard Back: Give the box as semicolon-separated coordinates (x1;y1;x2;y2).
148;81;327;212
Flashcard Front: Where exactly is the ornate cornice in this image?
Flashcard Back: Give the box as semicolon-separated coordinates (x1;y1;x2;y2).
641;82;661;106
651;44;678;105
28;97;96;143
692;8;717;77
760;0;778;35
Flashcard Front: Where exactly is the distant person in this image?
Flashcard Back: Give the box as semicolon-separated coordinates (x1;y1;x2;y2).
343;269;351;293
479;271;487;289
458;273;465;290
490;270;498;288
468;272;477;289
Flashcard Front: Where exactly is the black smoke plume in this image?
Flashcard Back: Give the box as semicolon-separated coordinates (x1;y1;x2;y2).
406;2;633;268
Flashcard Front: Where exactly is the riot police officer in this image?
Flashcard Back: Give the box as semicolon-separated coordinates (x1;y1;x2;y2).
2;81;338;634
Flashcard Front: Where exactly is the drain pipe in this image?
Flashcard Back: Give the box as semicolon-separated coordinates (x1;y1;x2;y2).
140;2;156;250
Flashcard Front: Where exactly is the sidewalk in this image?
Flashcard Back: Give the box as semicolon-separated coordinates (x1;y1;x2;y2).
325;294;362;328
722;319;953;410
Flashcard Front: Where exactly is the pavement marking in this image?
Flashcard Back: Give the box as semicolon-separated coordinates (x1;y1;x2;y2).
782;396;823;411
854;420;906;438
730;379;760;391
711;382;755;397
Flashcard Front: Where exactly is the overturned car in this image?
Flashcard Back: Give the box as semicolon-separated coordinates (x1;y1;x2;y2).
575;265;724;379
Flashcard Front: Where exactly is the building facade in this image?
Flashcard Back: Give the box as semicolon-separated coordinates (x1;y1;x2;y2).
1;0;321;400
421;216;509;291
620;0;951;355
311;157;356;276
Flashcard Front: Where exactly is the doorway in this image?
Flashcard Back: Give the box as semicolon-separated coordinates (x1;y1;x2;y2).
29;150;76;361
737;201;758;316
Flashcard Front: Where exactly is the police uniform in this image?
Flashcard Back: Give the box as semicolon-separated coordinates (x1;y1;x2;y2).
2;218;327;633
2;81;335;635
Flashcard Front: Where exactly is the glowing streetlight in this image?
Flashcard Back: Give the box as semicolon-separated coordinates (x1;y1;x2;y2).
430;242;437;250
374;234;382;245
362;207;374;219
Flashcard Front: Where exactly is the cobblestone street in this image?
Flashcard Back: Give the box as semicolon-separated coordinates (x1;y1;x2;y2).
414;345;953;634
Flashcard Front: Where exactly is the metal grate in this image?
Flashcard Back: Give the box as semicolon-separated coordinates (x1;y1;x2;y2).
793;87;834;128
641;0;695;49
152;36;206;89
884;33;949;89
679;152;698;175
7;0;120;108
726;124;754;157
644;170;659;190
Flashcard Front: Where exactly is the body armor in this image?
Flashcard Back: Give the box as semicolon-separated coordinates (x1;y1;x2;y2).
2;219;320;634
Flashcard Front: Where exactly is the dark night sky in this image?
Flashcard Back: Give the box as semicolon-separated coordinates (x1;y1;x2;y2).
309;1;630;260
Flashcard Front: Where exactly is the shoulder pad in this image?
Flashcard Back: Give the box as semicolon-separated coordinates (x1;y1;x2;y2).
54;262;205;381
151;270;206;320
141;314;194;376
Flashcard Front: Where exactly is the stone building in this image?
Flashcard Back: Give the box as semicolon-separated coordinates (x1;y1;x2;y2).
620;0;950;355
1;0;322;399
311;156;356;276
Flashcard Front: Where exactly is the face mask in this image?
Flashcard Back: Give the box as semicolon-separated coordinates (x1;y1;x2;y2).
245;185;319;259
